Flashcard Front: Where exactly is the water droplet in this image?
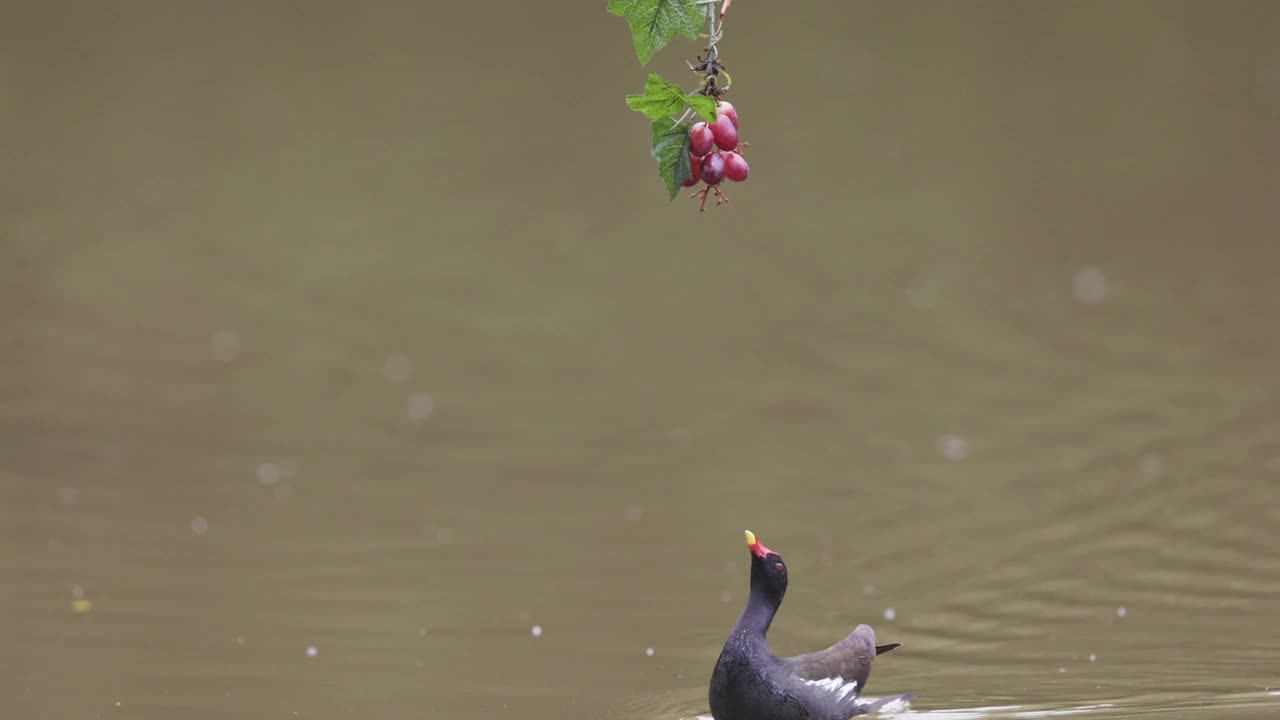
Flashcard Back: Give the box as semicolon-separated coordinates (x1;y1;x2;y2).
645;647;655;657
1116;607;1127;618
436;527;454;544
623;504;644;522
383;354;413;383
305;645;318;657
1073;267;1107;304
191;516;209;535
407;393;434;421
1139;454;1163;476
58;487;79;506
883;607;897;621
719;590;732;603
939;434;969;461
236;636;247;646
1088;654;1097;662
530;625;543;637
257;462;281;486
1059;667;1067;673
863;583;876;595
210;330;241;362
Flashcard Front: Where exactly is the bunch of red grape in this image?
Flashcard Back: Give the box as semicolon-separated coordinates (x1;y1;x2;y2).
683;100;748;211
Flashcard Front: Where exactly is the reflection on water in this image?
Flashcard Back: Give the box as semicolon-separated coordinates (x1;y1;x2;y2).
5;1;1280;719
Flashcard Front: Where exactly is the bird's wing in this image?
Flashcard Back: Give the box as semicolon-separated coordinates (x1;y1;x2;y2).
790;677;914;718
782;624;897;693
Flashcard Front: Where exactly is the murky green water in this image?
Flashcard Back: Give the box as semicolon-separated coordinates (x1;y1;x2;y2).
4;2;1280;719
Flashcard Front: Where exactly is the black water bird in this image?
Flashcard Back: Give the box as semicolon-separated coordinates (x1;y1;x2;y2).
708;530;912;720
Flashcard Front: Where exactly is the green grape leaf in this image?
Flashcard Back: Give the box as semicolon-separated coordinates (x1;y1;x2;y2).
626;74;720;125
625;73;689;119
685;93;717;123
608;0;705;66
651;118;693;200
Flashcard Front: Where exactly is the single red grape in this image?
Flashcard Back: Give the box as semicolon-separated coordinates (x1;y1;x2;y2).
710;115;738;152
724;152;749;182
716;101;739;129
683;154;703;187
701;151;726;185
689;122;715;157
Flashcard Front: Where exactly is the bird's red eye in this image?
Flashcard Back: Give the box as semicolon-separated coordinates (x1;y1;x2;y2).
775;563;785;572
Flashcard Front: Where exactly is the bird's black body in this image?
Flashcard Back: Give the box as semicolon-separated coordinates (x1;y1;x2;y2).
708;531;912;720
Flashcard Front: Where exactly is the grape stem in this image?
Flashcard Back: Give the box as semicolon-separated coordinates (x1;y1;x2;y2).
690;185;731;212
690;0;730;98
671;0;729;128
695;0;725;47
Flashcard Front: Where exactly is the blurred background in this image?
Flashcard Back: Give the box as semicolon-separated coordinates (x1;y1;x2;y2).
4;1;1280;719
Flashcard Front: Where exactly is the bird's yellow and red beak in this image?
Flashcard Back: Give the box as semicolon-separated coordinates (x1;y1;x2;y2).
745;530;773;558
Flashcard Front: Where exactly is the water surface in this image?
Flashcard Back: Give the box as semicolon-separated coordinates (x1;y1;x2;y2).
4;2;1280;719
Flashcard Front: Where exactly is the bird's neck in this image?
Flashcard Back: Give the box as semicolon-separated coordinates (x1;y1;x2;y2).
736;584;781;638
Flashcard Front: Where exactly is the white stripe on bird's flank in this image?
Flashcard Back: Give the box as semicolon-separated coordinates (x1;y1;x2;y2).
804;676;859;702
